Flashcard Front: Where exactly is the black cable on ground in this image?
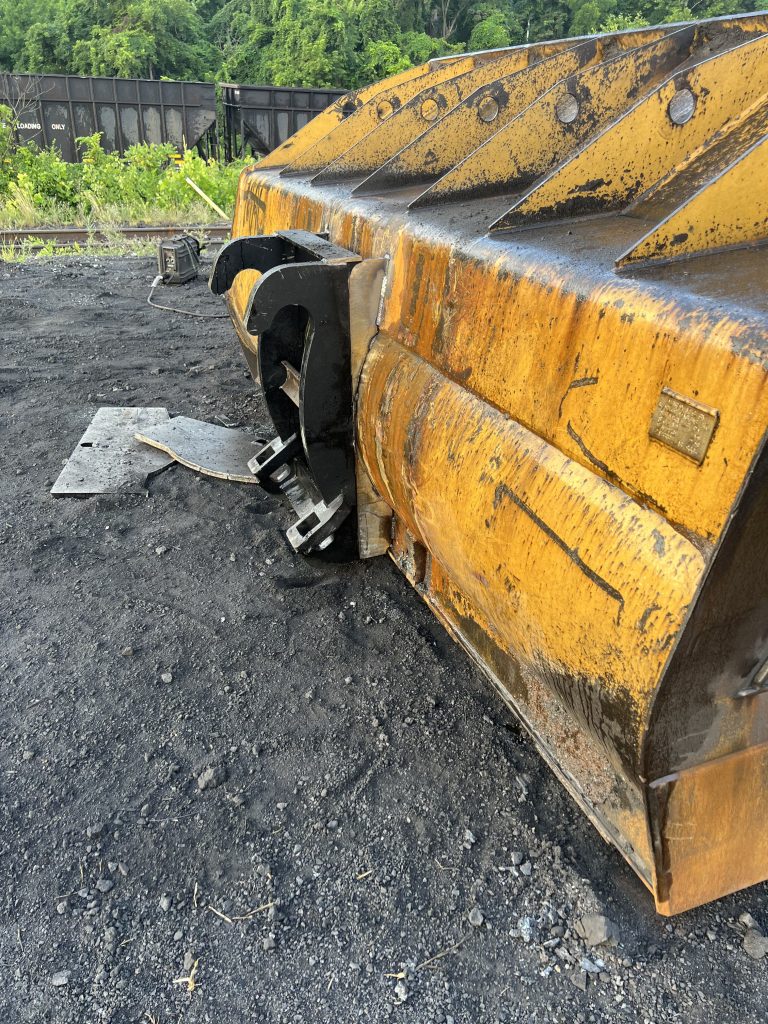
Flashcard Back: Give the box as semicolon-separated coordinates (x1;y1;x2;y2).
147;274;230;319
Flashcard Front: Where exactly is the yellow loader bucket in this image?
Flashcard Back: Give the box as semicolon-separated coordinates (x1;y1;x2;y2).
211;13;768;915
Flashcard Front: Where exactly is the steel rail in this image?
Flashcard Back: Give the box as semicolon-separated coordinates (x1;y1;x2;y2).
0;223;231;248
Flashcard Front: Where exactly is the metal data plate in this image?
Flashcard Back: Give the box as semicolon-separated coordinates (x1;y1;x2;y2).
51;407;173;496
649;387;719;464
134;416;263;484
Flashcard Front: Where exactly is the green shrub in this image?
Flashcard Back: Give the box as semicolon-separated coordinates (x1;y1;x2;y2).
0;131;250;227
154;147;245;213
11;144;78;206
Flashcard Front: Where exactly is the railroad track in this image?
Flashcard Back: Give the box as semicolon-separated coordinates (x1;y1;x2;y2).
0;223;231;248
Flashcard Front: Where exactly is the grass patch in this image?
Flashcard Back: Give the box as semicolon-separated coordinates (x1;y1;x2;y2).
0;198;225;231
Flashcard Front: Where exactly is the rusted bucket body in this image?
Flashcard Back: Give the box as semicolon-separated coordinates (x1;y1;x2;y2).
211;13;768;914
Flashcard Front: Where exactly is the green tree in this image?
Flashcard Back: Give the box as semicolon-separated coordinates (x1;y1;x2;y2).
358;40;412;82
567;0;617;36
0;0;758;97
469;11;512;49
71;0;214;78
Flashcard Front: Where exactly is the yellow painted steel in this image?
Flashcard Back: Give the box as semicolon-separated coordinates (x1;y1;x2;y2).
257;62;441;170
358;333;704;711
649;742;768;915
619;133;768;267
414;27;699;205
356;42;610;194
492;31;768;230
311;39;574;184
282;56;486;176
356;24;724;197
229;173;768;543
218;13;768;914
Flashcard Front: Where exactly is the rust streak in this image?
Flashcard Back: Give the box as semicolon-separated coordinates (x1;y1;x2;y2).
494;481;625;622
558;375;599;419
566;420;614;478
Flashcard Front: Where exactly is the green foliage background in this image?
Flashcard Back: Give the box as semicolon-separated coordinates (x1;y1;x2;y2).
0;0;751;89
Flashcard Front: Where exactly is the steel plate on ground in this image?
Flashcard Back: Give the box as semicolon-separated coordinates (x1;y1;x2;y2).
51;407;173;496
134;416;263;483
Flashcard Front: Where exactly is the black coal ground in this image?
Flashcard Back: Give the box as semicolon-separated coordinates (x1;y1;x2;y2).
1;255;767;1024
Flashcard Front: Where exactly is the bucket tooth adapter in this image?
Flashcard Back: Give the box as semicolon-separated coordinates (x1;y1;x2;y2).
211;13;768;914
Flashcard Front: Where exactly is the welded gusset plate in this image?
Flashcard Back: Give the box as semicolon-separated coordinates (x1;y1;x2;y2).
51;406;173;496
135;416;264;484
490;26;768;240
255;61;447;171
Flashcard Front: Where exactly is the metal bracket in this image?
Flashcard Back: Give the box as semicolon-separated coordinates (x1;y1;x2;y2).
247;433;302;493
211;230;361;556
209;229;356;295
286;493;349;554
737;656;768;698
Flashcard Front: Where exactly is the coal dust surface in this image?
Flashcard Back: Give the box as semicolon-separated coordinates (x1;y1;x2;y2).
2;256;767;1023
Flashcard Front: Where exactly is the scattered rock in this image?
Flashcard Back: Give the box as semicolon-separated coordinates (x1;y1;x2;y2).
575;914;620;948
95;879;114;894
155;546;168;556
580;957;601;974
197;765;227;791
743;929;768;960
120;646;133;657
159;894;172;913
569;970;588;992
394;979;409;1003
262;934;276;951
740;912;760;931
50;971;71;988
160;671;173;684
468;906;484;928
